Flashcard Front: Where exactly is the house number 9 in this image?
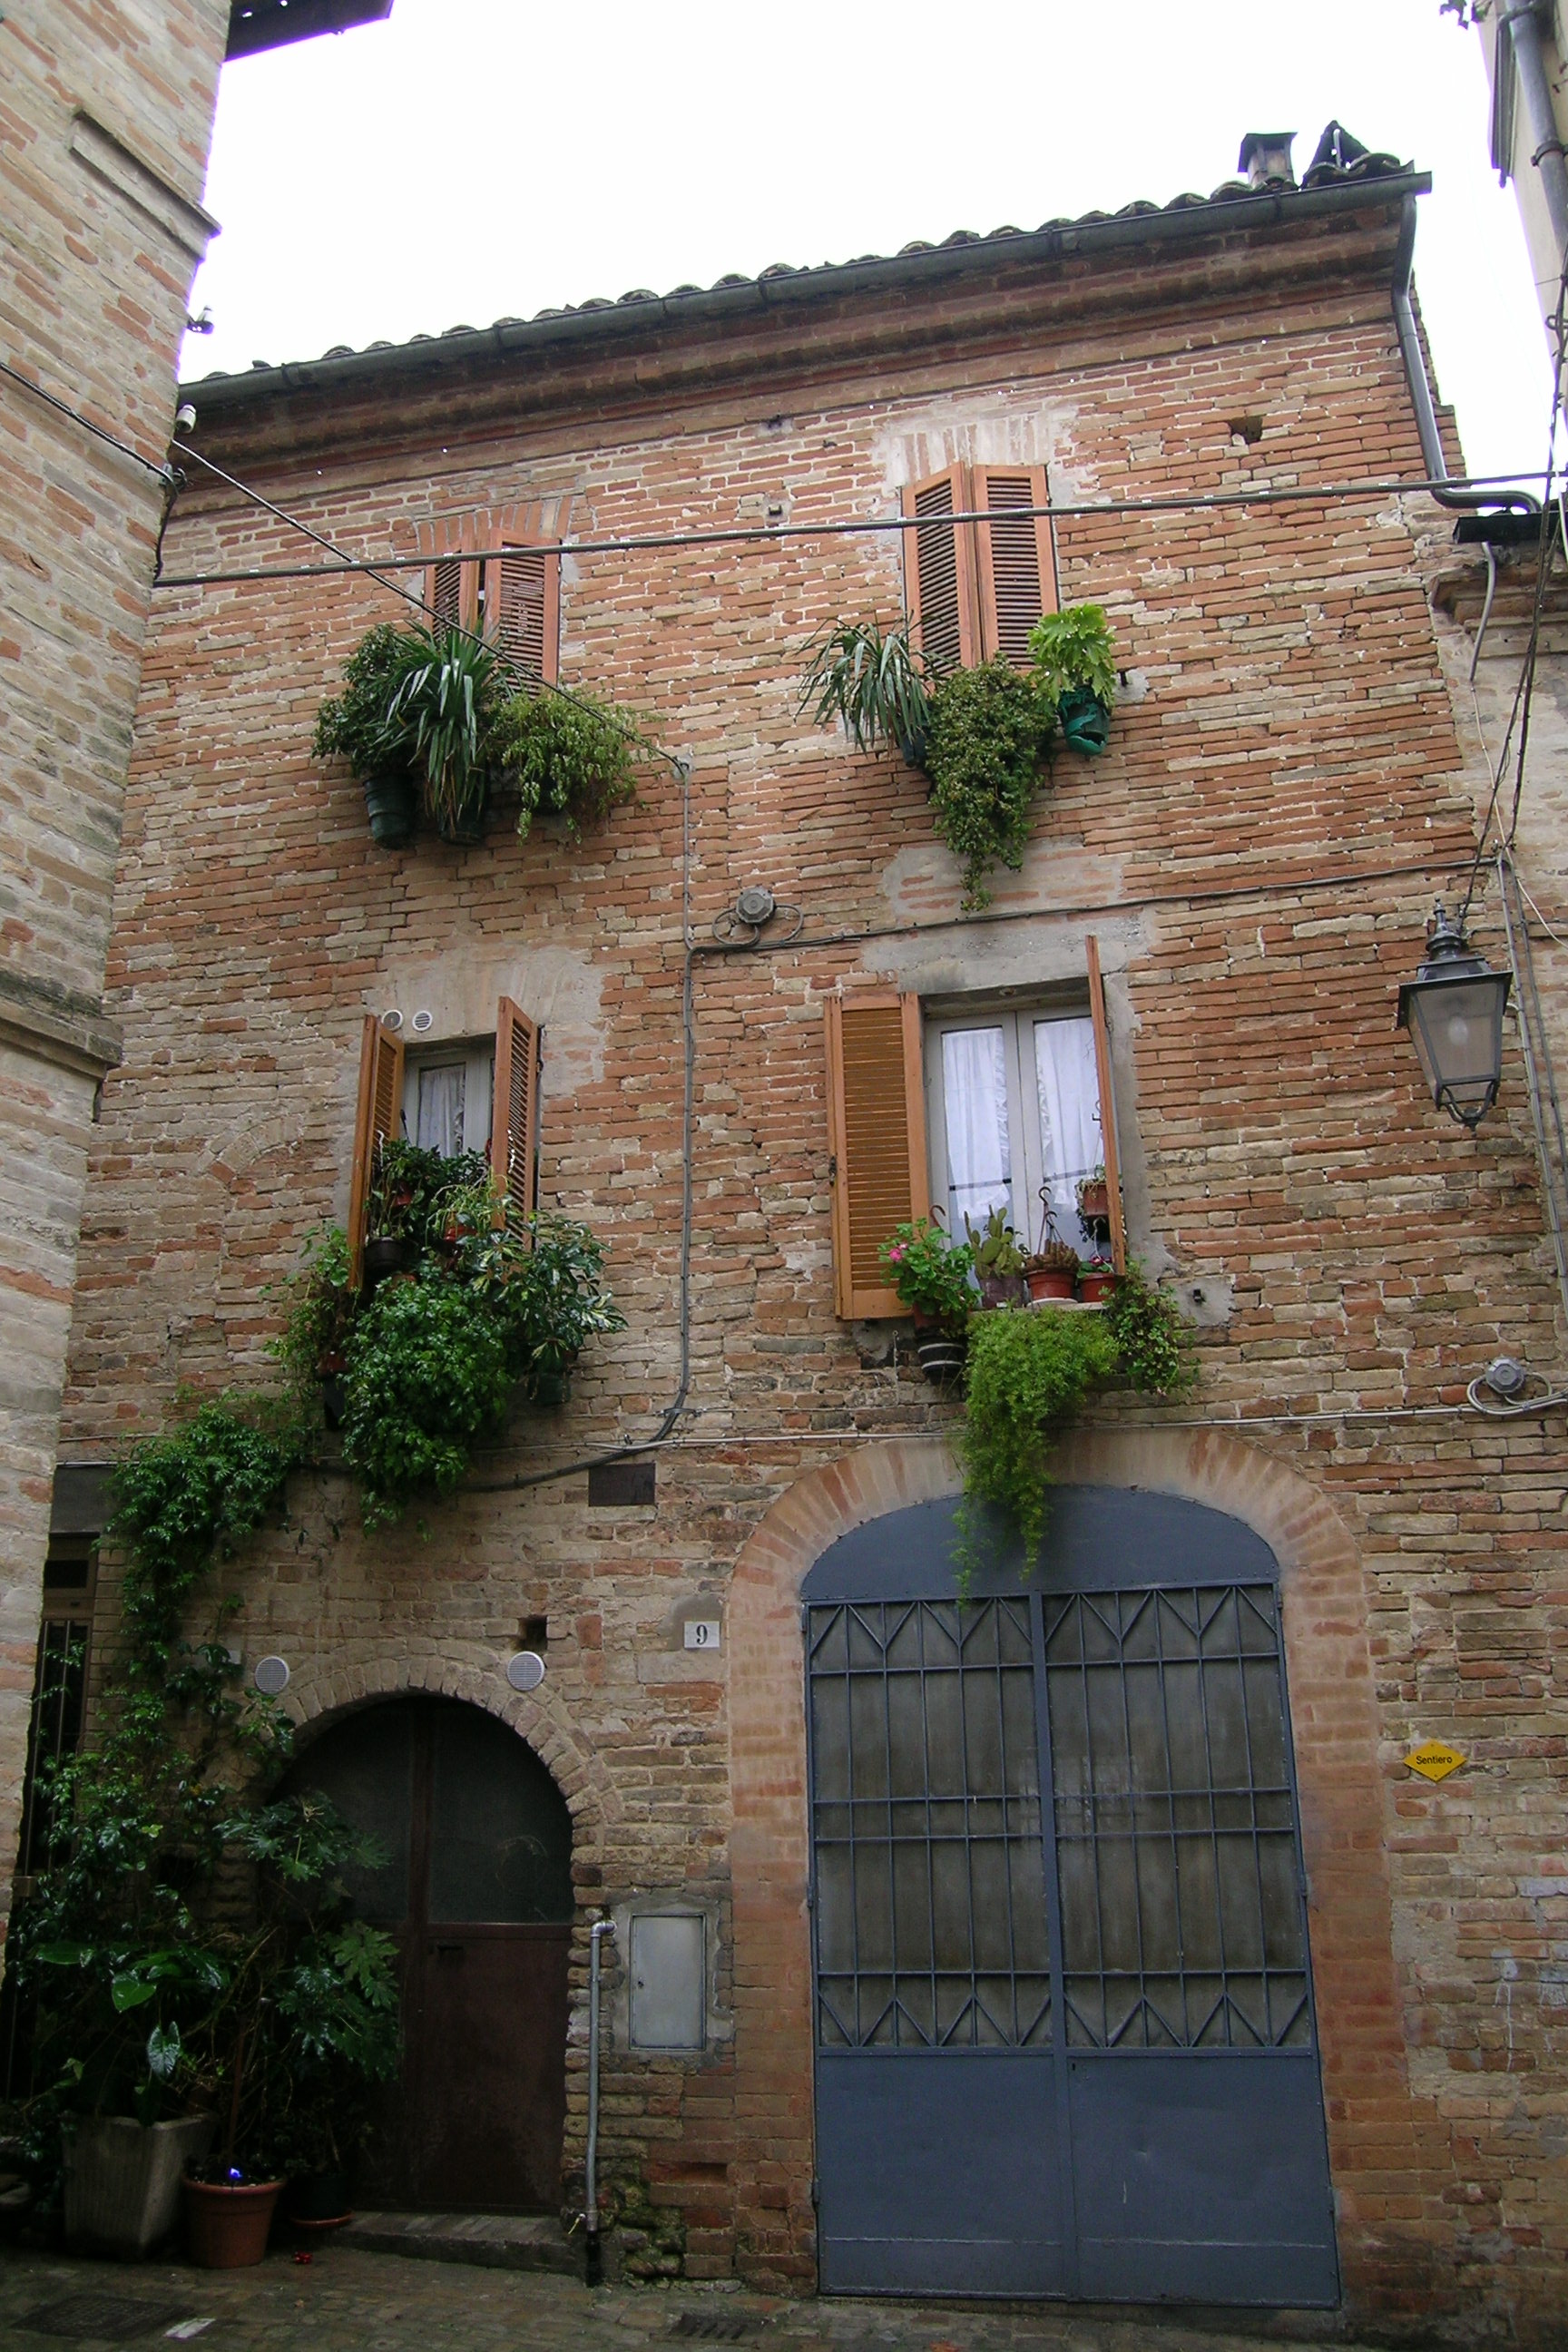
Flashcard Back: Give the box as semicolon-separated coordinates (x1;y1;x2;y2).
684;1621;720;1651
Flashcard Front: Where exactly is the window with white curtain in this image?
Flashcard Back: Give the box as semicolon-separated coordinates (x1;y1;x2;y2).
406;1044;495;1159
926;1006;1105;1259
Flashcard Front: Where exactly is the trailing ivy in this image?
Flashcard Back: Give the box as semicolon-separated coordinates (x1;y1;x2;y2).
488;687;650;841
924;659;1054;909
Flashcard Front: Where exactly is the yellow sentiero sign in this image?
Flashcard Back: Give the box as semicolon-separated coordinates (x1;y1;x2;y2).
1406;1740;1466;1783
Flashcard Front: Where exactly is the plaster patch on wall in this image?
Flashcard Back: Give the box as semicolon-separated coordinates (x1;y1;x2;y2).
878;840;1126;930
368;946;605;1094
876;393;1081;496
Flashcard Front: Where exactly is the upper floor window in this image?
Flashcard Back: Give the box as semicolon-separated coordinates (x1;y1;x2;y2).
902;464;1058;674
407;1041;495;1159
426;540;561;686
926;1003;1104;1261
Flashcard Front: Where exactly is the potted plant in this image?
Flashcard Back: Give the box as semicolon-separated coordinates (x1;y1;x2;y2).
925;660;1054;907
1076;1164;1111;1223
312;623;425;848
1024;1239;1080;1302
487;686;649;841
878;1216;975;1378
1029;603;1119;757
965;1205;1027;1308
384;623;504;843
1078;1259;1115;1304
957;1304;1119;1571
799;616;933;768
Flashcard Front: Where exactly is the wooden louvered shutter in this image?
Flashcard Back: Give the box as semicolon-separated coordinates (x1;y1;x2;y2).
824;992;930;1319
491;995;542;1231
975;465;1057;666
485;545;560;686
1084;936;1126;1275
902;466;979;677
347;1014;405;1285
428;555;466;634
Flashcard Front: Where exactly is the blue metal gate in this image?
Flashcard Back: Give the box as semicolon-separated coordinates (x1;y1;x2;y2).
803;1489;1339;2307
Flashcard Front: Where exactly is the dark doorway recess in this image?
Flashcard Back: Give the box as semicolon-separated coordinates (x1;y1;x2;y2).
283;1696;573;2210
802;1489;1339;2308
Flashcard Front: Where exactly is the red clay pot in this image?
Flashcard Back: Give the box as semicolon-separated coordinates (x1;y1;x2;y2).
1025;1267;1076;1302
182;2176;283;2269
1077;1268;1115;1303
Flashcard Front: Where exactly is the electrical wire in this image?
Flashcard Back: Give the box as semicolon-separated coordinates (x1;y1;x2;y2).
150;469;1560;593
0;354;174;484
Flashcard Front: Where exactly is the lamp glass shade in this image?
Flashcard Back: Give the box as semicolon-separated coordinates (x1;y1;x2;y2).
1399;968;1510;1127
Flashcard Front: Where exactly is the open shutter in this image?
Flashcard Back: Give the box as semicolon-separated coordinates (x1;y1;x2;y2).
427;555;466;635
902;466;979;677
1084;936;1127;1275
485;545;560;686
974;465;1057;666
492;995;542;1230
824;992;930;1318
347;1014;405;1286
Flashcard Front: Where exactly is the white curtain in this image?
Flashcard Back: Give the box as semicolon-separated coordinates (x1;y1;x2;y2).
416;1062;466;1158
1033;1016;1102;1255
942;1027;1012;1238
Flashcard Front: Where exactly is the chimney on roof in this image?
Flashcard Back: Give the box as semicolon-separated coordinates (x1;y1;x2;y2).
1238;132;1298;191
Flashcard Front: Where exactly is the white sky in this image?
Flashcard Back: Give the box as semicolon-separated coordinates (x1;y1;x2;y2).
185;0;1553;488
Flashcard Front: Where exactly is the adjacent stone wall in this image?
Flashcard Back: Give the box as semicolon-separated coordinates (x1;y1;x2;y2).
60;199;1568;2339
0;2;227;1950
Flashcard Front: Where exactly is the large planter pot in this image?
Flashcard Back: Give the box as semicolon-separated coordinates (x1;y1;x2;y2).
1059;688;1112;756
434;799;487;846
362;773;416;848
1025;1266;1076;1303
979;1272;1024;1309
182;2175;284;2269
362;1234;416;1286
63;2114;215;2256
285;2169;351;2225
1077;1267;1115;1304
912;1323;966;1383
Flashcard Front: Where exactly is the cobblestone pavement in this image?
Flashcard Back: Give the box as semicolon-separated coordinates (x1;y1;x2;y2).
0;2245;1387;2352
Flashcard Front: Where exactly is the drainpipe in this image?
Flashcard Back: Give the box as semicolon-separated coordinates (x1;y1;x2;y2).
1391;196;1539;518
1500;1;1568;274
584;1916;616;2287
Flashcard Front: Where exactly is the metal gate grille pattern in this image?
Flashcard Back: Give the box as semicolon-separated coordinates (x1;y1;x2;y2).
1046;1584;1308;2049
808;1600;1050;2047
808;1584;1312;2057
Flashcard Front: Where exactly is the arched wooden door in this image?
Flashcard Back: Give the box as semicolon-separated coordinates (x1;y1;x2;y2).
283;1697;573;2211
803;1489;1339;2306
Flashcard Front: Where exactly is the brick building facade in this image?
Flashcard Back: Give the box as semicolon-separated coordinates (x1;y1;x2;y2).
49;145;1568;2338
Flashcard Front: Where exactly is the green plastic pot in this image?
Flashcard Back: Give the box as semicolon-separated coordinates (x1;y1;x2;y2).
1058;688;1112;756
362;774;416;848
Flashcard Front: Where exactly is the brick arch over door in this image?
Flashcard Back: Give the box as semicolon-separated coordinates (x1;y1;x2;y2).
279;1652;619;1866
727;1428;1443;2313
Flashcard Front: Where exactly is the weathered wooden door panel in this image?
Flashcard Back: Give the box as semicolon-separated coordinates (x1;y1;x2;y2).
285;1696;573;2213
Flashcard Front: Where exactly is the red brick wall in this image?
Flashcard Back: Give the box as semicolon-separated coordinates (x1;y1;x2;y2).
61;200;1568;2337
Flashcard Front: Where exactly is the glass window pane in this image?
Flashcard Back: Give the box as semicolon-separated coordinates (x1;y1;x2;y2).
1031;1015;1102;1257
415;1061;466;1157
941;1026;1012;1236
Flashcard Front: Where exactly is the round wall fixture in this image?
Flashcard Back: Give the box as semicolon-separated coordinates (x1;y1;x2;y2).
505;1651;546;1692
381;1008;403;1031
253;1655;290;1697
411;1009;434;1034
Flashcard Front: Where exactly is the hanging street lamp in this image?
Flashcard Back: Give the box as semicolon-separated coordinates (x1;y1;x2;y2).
1396;902;1512;1130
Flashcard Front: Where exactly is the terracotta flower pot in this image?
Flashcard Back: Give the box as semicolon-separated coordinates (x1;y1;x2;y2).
1078;1181;1110;1220
1025;1267;1076;1302
1078;1268;1115;1303
182;2175;284;2269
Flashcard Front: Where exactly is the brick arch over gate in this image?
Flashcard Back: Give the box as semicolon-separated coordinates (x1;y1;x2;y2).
279;1652;619;1877
727;1429;1440;2312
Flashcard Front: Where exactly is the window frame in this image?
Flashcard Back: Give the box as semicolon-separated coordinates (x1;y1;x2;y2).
923;991;1107;1261
404;1038;497;1159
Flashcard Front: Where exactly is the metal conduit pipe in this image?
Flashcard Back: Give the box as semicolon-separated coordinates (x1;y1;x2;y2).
584;1916;616;2287
1501;0;1568;271
1391;196;1539;516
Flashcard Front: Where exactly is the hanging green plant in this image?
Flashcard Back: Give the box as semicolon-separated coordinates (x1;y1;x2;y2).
311;624;427;846
923;659;1054;908
799;617;933;765
487;688;650;841
384;623;504;842
1029;603;1119;757
1102;1259;1196;1396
